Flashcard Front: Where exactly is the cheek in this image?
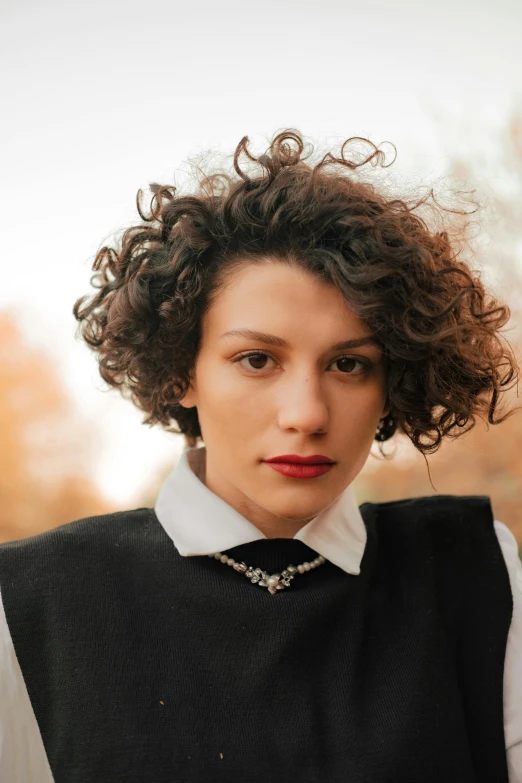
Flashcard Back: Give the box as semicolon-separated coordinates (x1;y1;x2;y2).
202;367;247;410
197;364;260;427
336;380;384;417
204;360;268;407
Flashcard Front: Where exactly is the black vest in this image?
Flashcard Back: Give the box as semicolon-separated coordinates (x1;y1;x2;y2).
0;494;513;783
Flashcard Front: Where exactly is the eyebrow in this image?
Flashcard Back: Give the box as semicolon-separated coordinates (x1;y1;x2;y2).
220;328;383;352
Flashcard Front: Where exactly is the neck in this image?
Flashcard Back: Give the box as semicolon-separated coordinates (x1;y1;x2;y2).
203;467;314;540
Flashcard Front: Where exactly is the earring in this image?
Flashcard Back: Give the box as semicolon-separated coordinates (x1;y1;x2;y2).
375;413;395;442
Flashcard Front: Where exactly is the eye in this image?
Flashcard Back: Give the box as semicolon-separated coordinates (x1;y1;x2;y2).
233;352;371;375
330;356;370;374
234;352;276;371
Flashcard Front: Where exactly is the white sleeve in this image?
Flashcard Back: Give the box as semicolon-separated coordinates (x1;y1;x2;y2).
494;520;522;783
0;586;55;783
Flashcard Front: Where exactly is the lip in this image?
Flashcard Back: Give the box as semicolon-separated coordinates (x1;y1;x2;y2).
264;462;334;479
264;454;334;464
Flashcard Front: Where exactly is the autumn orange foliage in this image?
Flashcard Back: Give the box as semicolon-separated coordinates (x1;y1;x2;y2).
0;312;112;543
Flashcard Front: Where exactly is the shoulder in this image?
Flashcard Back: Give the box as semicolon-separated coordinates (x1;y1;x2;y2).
363;493;511;589
0;507;165;645
362;493;495;544
0;506;155;560
369;492;494;520
0;507;159;591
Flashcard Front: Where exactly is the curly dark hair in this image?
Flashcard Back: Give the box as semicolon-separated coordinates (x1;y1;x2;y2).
73;128;520;459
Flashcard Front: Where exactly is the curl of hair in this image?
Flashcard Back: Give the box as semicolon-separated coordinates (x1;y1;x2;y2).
73;128;520;458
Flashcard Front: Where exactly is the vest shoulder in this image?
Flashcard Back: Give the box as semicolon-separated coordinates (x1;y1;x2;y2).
0;507;156;559
373;494;491;510
360;495;507;592
361;493;495;536
371;493;493;515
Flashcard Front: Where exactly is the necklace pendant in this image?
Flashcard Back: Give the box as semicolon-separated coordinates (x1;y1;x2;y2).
265;573;288;595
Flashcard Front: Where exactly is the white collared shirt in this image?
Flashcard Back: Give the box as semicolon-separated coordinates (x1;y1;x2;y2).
0;445;521;781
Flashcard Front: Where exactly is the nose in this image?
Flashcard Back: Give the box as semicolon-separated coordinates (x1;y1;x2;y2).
276;374;329;434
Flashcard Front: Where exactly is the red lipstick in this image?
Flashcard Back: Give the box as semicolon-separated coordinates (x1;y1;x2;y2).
263;454;335;479
264;454;334;464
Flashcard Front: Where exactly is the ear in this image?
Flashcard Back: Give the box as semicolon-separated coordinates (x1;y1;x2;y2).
381;400;391;419
178;381;197;409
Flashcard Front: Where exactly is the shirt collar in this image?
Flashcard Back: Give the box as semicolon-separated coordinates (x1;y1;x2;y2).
154;446;367;575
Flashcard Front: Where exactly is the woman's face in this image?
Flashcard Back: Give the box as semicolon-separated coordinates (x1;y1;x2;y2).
179;260;390;538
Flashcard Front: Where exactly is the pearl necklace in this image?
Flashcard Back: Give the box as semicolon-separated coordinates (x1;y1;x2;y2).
208;551;327;594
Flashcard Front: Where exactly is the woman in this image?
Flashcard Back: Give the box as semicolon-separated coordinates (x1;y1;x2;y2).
0;130;521;782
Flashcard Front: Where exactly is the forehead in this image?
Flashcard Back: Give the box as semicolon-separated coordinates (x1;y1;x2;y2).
208;260;365;330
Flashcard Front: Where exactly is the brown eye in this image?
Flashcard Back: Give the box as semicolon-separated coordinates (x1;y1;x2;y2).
331;357;368;374
235;352;274;371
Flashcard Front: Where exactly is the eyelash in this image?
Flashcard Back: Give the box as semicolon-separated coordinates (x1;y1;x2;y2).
232;351;372;376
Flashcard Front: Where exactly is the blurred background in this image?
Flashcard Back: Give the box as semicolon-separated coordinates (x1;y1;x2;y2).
1;0;521;550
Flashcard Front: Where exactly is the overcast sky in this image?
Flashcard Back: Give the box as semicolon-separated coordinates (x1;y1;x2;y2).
2;0;521;504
